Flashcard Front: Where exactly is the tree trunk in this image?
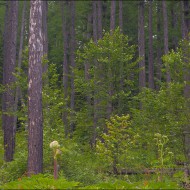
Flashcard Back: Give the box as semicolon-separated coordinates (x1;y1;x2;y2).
162;0;171;83
183;1;190;169
14;0;26;136
85;12;92;105
70;0;76;135
97;1;102;39
28;0;43;175
110;0;116;33
2;1;18;162
171;3;178;50
138;1;146;90
156;1;162;90
92;0;98;146
181;1;186;39
42;1;48;74
148;0;154;89
107;0;116;118
62;1;69;137
119;0;123;32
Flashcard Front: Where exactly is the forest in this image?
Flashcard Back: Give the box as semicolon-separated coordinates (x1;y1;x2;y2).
0;0;190;189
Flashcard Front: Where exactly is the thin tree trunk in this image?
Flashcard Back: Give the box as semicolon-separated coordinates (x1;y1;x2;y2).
181;1;186;39
156;1;162;90
14;0;26;136
138;1;146;90
70;0;76;135
183;1;190;170
2;1;18;162
110;0;116;33
119;0;123;32
171;4;178;50
118;0;124;113
92;0;98;146
107;0;116;118
62;1;69;137
28;0;43;175
148;0;154;89
162;0;171;83
97;1;102;39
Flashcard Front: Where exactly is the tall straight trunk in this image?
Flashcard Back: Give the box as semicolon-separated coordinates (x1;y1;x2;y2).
92;0;98;146
171;4;178;50
119;0;123;32
148;0;154;89
97;1;102;39
110;0;116;33
118;0;124;113
70;0;76;135
2;1;18;162
85;12;92;104
138;1;146;90
28;0;43;175
42;1;48;73
107;0;116;118
62;1;69;137
162;0;171;83
14;0;26;135
181;1;186;39
183;1;190;168
156;1;162;90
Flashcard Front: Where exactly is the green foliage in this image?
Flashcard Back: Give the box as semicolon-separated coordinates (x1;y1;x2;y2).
97;115;138;173
0;174;80;189
0;132;27;185
83;178;180;189
74;28;138;144
153;133;174;168
59;140;103;185
131;83;186;161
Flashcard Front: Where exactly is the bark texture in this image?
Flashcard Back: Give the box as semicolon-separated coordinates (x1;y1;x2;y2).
28;0;43;175
2;1;18;162
42;1;48;73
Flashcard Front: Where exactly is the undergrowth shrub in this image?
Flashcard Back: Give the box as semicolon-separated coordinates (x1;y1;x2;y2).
0;174;80;189
58;139;103;185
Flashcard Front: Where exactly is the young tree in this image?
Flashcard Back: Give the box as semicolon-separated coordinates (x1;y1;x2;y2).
2;1;18;162
148;0;154;89
28;0;43;175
